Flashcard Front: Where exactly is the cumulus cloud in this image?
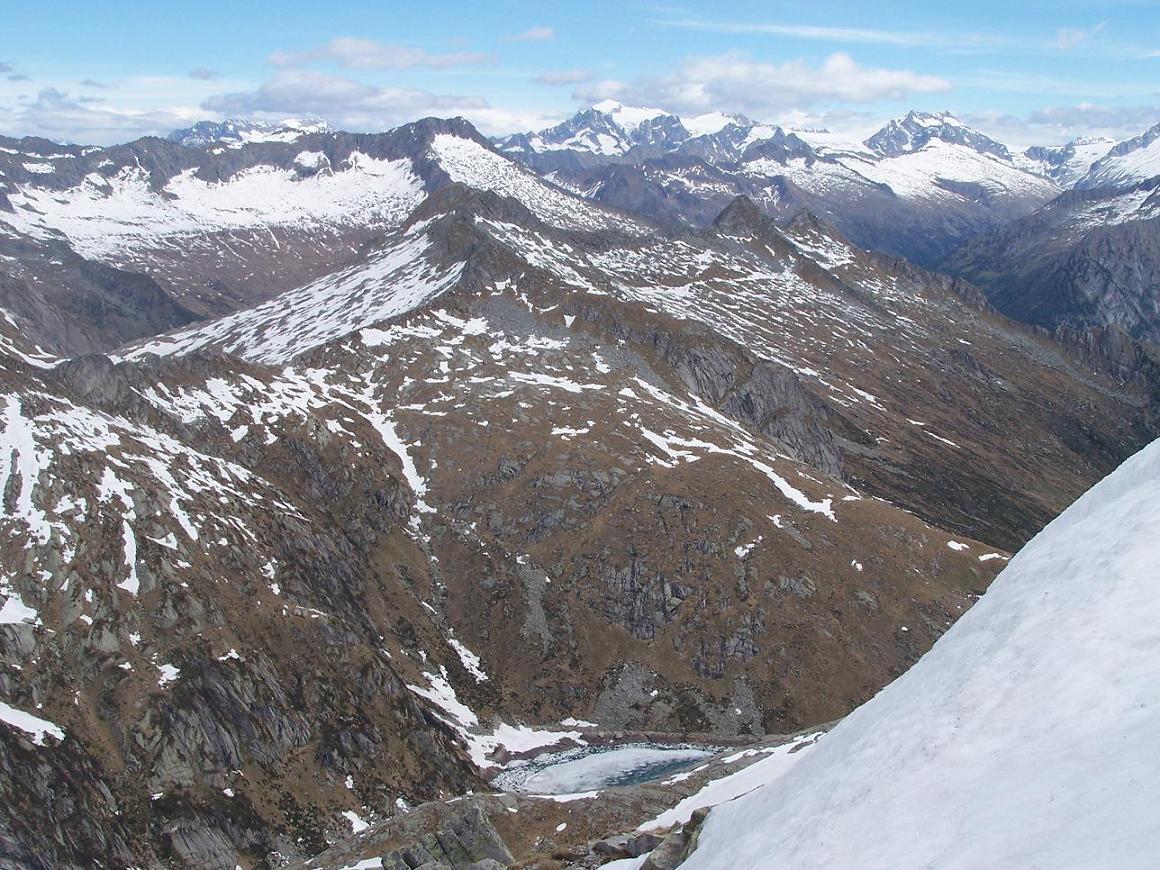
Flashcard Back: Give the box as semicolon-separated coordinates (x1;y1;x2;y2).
534;68;595;85
268;37;493;70
571;80;630;102
201;70;557;135
0;86;200;144
584;51;949;117
507;25;555;42
80;78;110;89
189;68;220;80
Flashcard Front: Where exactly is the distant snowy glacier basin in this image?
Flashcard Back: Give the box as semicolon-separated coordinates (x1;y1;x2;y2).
492;743;717;795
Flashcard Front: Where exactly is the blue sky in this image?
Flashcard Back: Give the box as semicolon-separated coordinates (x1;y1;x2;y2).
1;0;1157;145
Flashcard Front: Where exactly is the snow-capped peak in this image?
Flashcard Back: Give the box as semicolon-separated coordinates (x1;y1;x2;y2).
866;110;1010;160
681;110;749;138
907;109;964;128
589;100;670;132
1020;136;1117;186
168;117;330;149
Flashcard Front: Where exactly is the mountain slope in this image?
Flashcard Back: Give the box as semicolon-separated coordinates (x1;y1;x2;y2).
684;435;1160;869
118;142;1153;553
1076;122;1160;190
0;342;490;866
2;116;1156;867
945;177;1160;345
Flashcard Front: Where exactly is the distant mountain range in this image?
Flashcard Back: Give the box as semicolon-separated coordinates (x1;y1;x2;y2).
493;104;1160;269
166;117;330;149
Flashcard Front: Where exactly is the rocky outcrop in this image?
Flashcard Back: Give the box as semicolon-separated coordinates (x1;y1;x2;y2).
374;807;513;869
640;807;711;870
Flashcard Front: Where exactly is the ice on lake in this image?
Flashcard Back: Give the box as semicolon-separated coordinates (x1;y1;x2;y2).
493;743;715;794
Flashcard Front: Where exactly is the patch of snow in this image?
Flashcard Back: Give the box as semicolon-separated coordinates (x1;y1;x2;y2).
341;810;370;834
0;700;65;745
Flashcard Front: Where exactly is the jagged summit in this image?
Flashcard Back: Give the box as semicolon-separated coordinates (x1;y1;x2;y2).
711;194;766;231
865;110;1010;159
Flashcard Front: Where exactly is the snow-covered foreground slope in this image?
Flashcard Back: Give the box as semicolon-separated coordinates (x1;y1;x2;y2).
683;437;1160;869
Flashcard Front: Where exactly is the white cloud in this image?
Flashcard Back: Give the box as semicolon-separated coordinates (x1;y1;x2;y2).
0;86;204;144
587;51;949;117
535;68;595;85
268;37;493;70
507;25;555;42
1056;21;1107;50
202;70;559;135
964;103;1160;147
572;79;630;102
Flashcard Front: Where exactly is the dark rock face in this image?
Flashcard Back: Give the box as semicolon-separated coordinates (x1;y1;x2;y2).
375;806;514;869
944;178;1160;345
0;232;202;355
0;349;484;867
0;730;138;868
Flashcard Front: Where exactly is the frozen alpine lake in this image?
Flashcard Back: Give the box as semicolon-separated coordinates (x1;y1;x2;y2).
492;743;716;795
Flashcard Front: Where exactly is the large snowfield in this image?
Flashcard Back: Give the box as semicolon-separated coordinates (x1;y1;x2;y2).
683;438;1160;869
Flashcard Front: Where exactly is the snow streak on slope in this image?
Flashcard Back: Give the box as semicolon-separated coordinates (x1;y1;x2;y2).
684;438;1160;870
763;140;1058;203
0;388;302;621
1061;181;1160;233
125;230;463;364
479;214;931;424
429;134;646;235
0;155;423;261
